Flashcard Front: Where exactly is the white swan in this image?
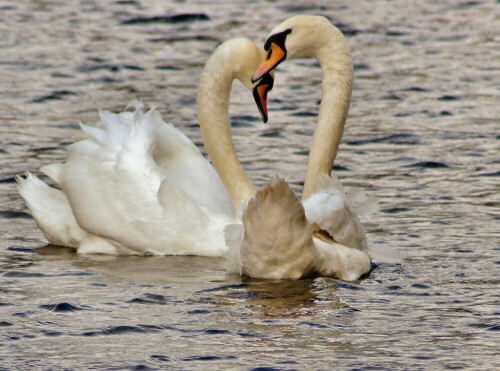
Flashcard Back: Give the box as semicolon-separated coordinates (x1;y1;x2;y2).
224;15;377;280
17;38;273;256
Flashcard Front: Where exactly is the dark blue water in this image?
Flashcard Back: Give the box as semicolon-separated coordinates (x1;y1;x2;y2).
1;0;499;369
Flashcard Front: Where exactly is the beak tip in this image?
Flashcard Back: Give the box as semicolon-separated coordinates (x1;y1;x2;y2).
258;109;268;123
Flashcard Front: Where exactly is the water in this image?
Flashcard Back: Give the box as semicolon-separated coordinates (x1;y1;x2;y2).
1;0;499;369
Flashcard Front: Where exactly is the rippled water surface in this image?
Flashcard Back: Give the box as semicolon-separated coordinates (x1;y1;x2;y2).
1;0;499;369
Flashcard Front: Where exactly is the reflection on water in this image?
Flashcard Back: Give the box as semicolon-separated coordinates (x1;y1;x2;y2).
200;278;329;316
1;0;499;369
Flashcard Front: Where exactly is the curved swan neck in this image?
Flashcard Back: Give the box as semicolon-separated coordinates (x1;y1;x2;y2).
299;21;353;200
197;39;265;213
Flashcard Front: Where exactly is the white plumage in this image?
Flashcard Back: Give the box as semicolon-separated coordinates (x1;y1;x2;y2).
19;106;234;255
17;38;269;256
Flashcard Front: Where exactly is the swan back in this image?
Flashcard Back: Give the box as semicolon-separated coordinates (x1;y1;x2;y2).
235;177;317;279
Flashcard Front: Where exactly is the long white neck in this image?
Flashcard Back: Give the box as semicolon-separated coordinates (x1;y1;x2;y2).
299;24;353;200
197;39;265;213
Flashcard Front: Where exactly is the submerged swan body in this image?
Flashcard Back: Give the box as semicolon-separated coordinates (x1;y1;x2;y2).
17;38;271;255
226;15;380;280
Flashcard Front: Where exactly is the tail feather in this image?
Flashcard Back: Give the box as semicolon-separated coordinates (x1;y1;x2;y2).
77;103;161;159
98;109;131;147
79;122;107;147
238;177;316;279
40;163;63;184
16;172;86;247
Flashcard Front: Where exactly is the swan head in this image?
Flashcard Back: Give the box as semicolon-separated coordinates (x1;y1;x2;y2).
252;73;274;123
252;15;334;82
200;37;275;123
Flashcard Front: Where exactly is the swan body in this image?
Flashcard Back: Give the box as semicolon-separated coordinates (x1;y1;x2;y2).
225;15;382;280
225;175;374;280
19;107;233;255
17;38;270;255
227;176;372;280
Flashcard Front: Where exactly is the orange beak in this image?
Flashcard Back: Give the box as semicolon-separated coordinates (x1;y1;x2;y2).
252;42;286;83
255;84;269;123
253;74;274;123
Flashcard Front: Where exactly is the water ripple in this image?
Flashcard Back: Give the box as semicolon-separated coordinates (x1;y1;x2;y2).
404;161;450;168
127;293;172;305
39;303;84;312
81;325;152;337
345;133;420;146
121;13;210;25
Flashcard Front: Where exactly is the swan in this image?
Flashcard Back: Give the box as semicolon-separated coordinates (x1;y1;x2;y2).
17;38;273;256
224;15;378;280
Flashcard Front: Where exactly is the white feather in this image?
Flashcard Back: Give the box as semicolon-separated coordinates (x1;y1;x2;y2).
60;105;233;255
304;174;369;253
40;163;63;184
16;172;86;247
18;104;234;256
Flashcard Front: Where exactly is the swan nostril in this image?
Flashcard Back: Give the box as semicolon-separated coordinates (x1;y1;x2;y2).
266;48;272;61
